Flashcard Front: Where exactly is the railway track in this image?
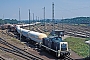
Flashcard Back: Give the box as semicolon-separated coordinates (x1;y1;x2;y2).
35;26;44;33
0;56;5;60
0;38;43;60
65;31;90;38
64;56;73;60
1;24;88;60
33;23;90;38
0;30;14;38
0;46;31;60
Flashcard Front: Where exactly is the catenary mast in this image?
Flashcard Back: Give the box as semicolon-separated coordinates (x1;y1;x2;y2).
43;7;45;32
29;9;30;30
32;13;34;28
19;8;21;41
52;2;55;31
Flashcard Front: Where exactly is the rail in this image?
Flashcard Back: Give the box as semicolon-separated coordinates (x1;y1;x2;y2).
0;56;5;60
0;38;43;60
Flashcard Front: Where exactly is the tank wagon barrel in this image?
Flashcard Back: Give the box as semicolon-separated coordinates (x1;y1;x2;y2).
16;24;47;43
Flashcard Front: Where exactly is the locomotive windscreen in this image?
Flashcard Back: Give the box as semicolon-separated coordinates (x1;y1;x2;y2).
61;44;67;51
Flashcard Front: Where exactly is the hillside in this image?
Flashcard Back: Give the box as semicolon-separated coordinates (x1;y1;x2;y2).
60;17;90;24
0;17;90;25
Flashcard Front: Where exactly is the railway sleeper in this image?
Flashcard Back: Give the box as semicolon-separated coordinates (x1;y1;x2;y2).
0;40;43;60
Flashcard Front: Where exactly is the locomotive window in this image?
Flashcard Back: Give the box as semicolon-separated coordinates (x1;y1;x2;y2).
54;37;62;41
60;32;63;35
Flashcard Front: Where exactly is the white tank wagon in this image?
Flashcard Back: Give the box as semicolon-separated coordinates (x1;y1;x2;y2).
16;25;47;43
21;29;30;38
16;25;22;34
28;31;47;43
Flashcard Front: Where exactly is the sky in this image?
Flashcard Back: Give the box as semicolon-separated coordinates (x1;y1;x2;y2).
0;0;90;20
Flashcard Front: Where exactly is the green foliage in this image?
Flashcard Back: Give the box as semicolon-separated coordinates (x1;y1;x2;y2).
0;19;4;24
61;17;90;24
64;37;89;57
0;19;18;25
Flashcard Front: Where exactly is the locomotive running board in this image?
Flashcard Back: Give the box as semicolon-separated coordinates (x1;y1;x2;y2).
41;45;57;52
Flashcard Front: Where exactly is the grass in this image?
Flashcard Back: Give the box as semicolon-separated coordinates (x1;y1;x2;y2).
64;37;89;57
11;38;24;45
0;50;5;54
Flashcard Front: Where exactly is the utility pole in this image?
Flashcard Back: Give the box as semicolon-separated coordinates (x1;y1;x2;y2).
38;17;39;22
89;21;90;57
43;7;45;32
19;8;21;41
52;2;55;31
29;9;30;30
36;16;37;22
2;14;4;20
2;14;4;25
33;13;34;23
62;17;63;30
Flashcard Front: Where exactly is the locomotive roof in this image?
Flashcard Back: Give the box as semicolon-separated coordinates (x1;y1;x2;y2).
47;36;63;43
